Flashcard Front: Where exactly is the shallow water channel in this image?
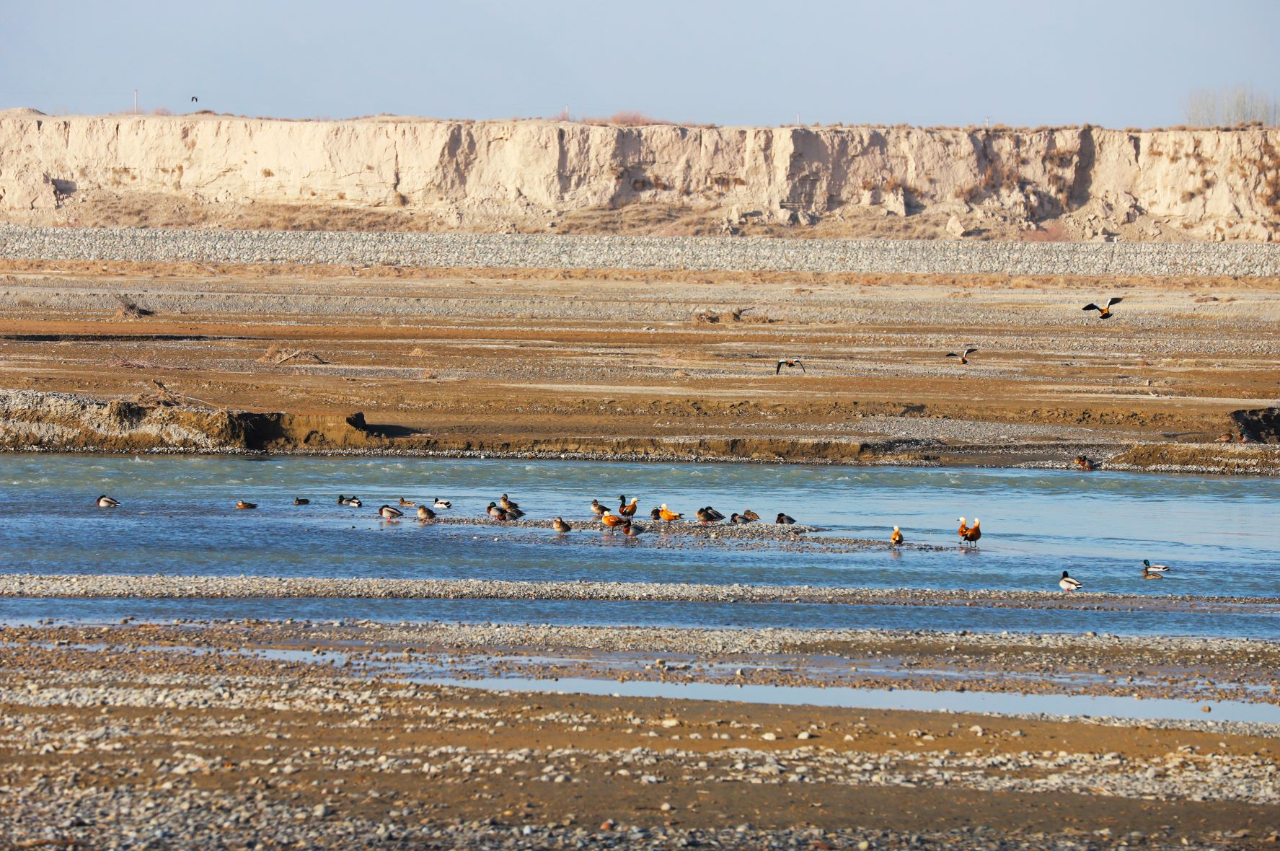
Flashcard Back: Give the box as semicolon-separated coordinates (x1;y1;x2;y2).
1;454;1278;638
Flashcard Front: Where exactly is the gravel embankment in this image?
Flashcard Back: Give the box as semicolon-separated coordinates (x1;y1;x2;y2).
3;225;1279;276
4;573;1276;611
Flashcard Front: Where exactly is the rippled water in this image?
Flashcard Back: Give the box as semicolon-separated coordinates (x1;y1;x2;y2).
1;455;1277;637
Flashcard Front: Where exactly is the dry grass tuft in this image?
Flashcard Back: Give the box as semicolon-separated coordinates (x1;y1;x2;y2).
259;344;326;365
112;293;153;319
581;111;673;127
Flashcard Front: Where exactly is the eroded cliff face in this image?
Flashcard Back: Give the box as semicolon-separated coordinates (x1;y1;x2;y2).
1;109;1277;240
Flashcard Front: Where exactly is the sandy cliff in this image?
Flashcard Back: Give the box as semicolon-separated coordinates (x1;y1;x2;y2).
1;110;1277;240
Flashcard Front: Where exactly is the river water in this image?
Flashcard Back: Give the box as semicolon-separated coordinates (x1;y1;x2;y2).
1;455;1277;638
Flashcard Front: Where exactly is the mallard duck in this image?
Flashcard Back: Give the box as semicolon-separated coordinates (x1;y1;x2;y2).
338;495;362;507
501;503;525;519
590;499;607;517
500;493;520;511
618;496;639;517
890;525;904;546
1083;297;1122;319
96;495;120;508
741;510;760;522
696;507;716;525
1142;567;1164;580
553;517;572;534
945;347;978;365
417;504;436;520
601;509;625;528
1074;455;1096;471
1059;571;1083;592
1214;432;1233;443
961;518;981;547
378;505;404;520
706;506;725;521
622;520;643;537
236;500;257;510
650;507;663;520
776;513;796;525
433;498;451;510
293;497;310;505
1141;559;1170;573
486;502;510;521
730;513;749;524
658;504;683;522
398;497;416;507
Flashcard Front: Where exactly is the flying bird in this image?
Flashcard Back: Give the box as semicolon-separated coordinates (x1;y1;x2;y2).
190;96;198;103
776;358;806;374
1082;297;1123;319
946;348;978;365
1059;571;1083;592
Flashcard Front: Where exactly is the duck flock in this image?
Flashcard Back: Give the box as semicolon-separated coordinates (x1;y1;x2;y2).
91;490;1174;593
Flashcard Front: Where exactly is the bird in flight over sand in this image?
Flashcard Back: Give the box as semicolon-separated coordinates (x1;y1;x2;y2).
946;347;978;365
776;358;805;374
1083;297;1123;319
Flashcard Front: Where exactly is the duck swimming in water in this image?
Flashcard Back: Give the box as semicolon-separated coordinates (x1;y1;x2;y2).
236;500;257;510
416;504;436;521
961;518;981;547
293;497;310;506
378;505;404;520
890;525;904;547
96;495;120;508
553;517;572;534
433;498;451;510
1141;559;1170;573
1142;567;1164;580
1059;571;1083;592
398;497;416;507
338;495;362;507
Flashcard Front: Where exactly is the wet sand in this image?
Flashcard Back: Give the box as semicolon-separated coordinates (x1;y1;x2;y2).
2;621;1278;849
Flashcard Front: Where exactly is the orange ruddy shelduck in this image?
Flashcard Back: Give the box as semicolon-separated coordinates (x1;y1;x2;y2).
658;504;683;522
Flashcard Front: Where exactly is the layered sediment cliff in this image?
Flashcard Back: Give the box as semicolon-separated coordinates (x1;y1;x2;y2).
1;109;1277;240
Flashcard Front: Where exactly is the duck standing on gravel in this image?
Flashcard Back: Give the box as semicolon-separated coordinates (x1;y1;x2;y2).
553;517;572;534
378;505;404;520
776;513;796;525
730;513;750;524
618;496;639;517
487;502;510;521
658;504;683;522
416;504;436;521
1059;571;1083;592
741;510;760;522
96;495;120;508
622;519;643;538
696;507;716;525
650;507;663;521
1074;455;1096;471
600;509;625;528
500;493;521;512
591;499;607;518
890;525;904;547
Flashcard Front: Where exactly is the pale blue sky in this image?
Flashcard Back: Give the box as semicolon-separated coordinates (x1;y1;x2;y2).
3;0;1276;127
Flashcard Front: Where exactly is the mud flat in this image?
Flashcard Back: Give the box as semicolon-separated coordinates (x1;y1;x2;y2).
2;259;1279;471
1;621;1278;849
